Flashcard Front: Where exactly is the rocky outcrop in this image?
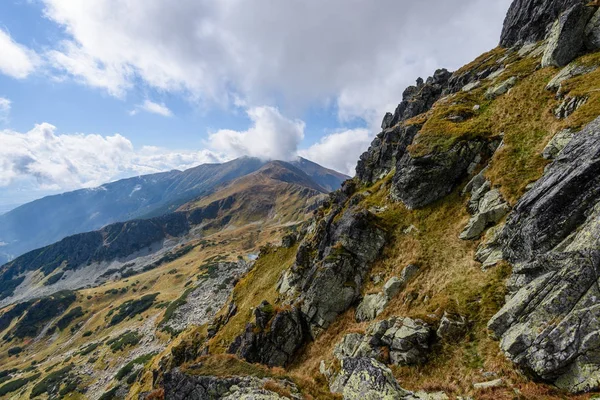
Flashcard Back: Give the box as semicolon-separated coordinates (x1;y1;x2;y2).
555;95;588;119
541;3;594;67
460;179;510;241
163;369;302;399
546;63;597;93
490;117;600;392
391;139;500;209
278;203;386;337
228;301;307;367
355;265;420;322
356;70;452;185
542;129;575;159
436;313;468;343
485;77;517;100
500;0;586;47
329;357;414;400
586;8;600;50
334;317;433;366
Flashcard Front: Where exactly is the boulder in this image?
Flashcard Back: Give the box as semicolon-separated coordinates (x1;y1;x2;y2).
485;77;517;100
474;224;505;269
546;63;597;93
228;304;307;367
436;313;468;343
542;129;575;159
473;378;504;390
585;7;600;50
541;3;594;68
335;317;433;366
460;188;510;240
329;357;414;400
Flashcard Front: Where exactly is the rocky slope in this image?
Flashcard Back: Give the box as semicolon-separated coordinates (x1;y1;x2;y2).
138;0;600;399
2;0;600;399
0;157;346;265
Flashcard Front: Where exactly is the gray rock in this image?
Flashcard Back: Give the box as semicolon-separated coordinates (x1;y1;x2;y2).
391;139;498;209
400;264;420;284
546;63;597;93
355;293;388;322
542;129;575;159
163;369;301;400
475;224;505;269
279;207;386;337
228;304;307;367
555;95;588;119
585;7;600;50
541;3;594;68
460;189;510;240
436;312;468;343
473;378;504;389
499;117;600;264
485;77;517;100
500;0;586;47
336;317;433;367
383;276;403;299
462;81;481;92
330;357;414;400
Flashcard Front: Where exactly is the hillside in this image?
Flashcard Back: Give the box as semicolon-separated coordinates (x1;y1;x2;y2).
0;157;346;265
1;0;600;399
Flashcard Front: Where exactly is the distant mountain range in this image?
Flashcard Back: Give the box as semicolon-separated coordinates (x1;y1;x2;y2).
0;157;347;265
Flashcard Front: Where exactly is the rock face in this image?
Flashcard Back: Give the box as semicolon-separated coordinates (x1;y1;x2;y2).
228;302;307;367
500;0;586;47
163;369;301;400
460;182;510;241
490;117;600;392
542;129;575;159
334;317;433;366
279;203;386;338
586;8;600;50
329;357;414;400
391;139;499;209
541;3;594;67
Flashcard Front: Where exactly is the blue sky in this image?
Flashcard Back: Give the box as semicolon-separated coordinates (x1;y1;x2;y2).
0;0;512;211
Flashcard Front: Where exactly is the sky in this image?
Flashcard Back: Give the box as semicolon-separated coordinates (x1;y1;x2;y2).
0;0;513;211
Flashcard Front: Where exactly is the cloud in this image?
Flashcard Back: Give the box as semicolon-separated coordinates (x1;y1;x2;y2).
130;100;173;117
0;29;38;79
0;123;223;191
299;129;373;176
40;0;512;123
0;98;10;123
208;106;305;161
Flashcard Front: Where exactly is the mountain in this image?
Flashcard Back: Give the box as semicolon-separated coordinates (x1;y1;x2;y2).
1;1;600;399
0;157;347;264
0;160;329;306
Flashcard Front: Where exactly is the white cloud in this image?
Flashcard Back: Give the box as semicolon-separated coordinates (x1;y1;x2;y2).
208;106;305;161
0;29;38;79
0;98;10;123
0;123;222;191
299;129;373;176
40;0;512;124
130;100;173;117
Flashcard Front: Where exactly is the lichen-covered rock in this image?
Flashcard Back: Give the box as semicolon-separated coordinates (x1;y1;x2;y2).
485;77;517;100
542;129;575;159
460;188;510;240
279;207;386;337
541;3;594;68
355;266;420;322
163;369;302;400
329;357;414;400
335;317;433;366
546;63;597;93
475;224;505;269
391;139;498;209
228;304;307;367
500;117;600;264
500;0;586;47
489;117;600;392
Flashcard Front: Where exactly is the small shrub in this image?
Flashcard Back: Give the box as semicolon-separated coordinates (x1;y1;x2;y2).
8;346;22;356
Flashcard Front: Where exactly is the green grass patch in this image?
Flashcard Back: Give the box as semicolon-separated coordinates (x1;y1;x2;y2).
109;293;158;326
